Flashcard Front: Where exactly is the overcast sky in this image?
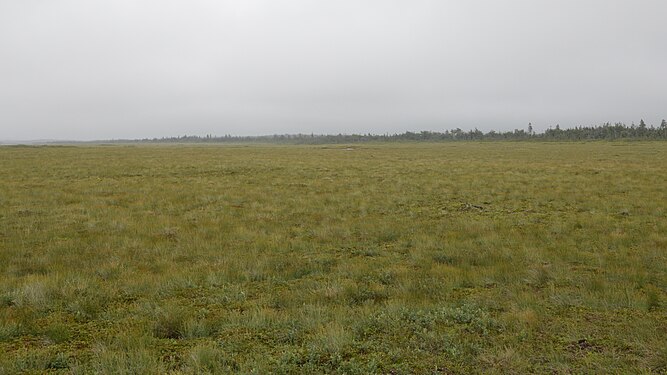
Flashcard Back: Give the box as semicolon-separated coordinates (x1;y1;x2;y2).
1;1;666;140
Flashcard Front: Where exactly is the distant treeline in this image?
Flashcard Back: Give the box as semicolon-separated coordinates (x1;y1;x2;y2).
110;120;667;144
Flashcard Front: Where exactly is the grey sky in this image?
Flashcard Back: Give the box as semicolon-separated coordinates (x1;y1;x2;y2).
1;0;665;140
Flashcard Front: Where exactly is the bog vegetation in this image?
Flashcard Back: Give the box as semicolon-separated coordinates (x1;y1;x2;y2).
0;142;665;373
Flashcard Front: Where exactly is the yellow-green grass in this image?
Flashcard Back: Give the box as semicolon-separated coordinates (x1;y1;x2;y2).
0;142;665;374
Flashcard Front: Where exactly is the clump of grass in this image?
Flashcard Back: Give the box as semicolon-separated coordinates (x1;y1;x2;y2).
343;281;388;306
311;322;353;354
158;227;179;242
268;290;296;310
0;293;14;308
502;307;539;333
186;343;239;373
432;252;457;265
92;344;164;374
479;346;530;374
525;263;554;289
10;258;49;277
181;317;217;339
0;321;23;341
274;320;306;345
152;305;188;339
400;274;450;301
208;284;247;306
43;323;72;344
47;352;71;370
12;278;52;311
645;285;661;312
0;349;70;373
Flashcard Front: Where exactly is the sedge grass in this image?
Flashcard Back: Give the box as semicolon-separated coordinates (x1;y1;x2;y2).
0;142;665;373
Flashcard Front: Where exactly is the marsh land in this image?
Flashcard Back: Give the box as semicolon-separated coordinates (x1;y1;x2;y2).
0;142;665;373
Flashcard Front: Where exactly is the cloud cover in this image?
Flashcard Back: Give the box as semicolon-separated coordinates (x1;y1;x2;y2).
1;0;666;140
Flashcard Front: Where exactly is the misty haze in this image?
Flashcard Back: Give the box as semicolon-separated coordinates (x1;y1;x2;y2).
1;0;666;140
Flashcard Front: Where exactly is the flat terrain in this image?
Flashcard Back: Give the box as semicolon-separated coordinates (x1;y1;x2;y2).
0;142;665;374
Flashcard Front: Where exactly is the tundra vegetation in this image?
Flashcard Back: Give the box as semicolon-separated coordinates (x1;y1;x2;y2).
0;142;665;374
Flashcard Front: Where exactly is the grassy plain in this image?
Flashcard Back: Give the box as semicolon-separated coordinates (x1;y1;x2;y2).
0;142;665;374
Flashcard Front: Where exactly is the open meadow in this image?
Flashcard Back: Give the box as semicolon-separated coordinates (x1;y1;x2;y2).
0;142;665;374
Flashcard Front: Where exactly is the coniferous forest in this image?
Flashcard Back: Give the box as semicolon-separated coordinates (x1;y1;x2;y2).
100;120;667;144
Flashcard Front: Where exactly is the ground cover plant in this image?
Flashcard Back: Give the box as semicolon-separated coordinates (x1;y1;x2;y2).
0;142;665;373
